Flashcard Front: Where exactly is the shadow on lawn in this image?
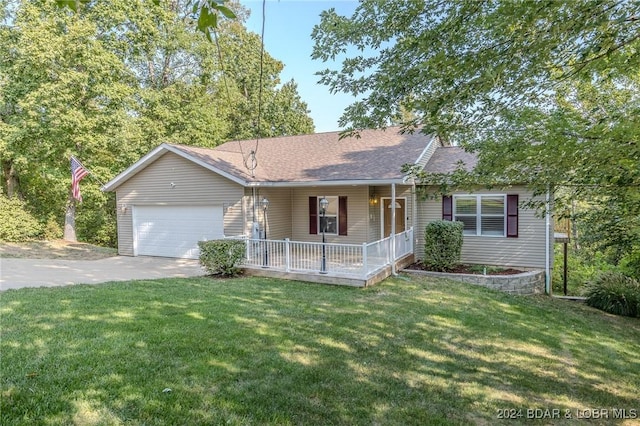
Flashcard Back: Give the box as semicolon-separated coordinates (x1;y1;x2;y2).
1;276;639;425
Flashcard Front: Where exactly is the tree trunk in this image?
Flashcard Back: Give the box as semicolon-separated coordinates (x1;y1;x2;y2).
2;159;21;198
64;192;77;242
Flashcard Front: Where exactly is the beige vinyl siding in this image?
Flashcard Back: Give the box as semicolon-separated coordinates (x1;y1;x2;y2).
291;186;369;244
115;152;244;256
243;188;293;240
416;186;551;269
223;200;244;237
115;194;134;256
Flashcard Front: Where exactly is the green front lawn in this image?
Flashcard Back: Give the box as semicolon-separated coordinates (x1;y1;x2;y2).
1;275;639;425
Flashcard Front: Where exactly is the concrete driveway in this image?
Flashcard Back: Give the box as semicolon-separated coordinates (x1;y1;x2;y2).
0;256;205;291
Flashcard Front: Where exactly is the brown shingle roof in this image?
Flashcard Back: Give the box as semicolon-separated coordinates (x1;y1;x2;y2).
423;146;478;174
171;127;436;183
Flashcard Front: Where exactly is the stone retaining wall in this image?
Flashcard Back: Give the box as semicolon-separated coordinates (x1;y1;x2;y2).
403;269;546;295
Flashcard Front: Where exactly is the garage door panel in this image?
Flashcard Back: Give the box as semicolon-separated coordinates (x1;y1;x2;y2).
134;206;224;259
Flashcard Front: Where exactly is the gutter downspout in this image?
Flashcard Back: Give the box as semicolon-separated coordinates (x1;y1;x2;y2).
411;179;417;260
545;186;551;295
391;183;397;275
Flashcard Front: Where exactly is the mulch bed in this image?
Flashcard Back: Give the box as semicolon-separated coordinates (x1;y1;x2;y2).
405;262;525;275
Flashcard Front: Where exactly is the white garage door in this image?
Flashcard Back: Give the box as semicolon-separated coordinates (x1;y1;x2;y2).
133;205;224;259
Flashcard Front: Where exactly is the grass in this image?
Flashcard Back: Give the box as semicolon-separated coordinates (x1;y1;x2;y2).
1;274;639;425
0;240;116;260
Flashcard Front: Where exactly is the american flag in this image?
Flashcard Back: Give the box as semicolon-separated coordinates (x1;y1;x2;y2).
71;156;89;202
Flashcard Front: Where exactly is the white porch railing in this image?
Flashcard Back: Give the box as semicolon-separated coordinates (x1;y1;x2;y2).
235;228;413;279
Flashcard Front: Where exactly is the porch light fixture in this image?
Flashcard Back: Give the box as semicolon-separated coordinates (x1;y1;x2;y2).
319;197;329;274
369;193;378;205
261;197;269;267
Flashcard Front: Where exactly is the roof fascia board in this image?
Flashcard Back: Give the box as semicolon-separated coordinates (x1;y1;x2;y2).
247;179;407;187
414;134;436;166
101;144;169;192
102;144;247;192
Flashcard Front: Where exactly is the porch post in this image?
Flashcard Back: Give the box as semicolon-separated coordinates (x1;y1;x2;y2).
362;242;368;278
285;238;291;272
261;197;269;268
391;183;397;274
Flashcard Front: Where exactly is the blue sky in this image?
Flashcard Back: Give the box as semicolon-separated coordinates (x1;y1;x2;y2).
241;1;360;133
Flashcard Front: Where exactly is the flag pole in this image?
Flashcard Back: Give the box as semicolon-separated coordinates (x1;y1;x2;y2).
71;155;106;187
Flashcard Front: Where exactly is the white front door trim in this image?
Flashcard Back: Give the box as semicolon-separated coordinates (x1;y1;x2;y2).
380;197;407;238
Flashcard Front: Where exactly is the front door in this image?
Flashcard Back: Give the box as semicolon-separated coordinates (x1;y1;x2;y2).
382;198;406;238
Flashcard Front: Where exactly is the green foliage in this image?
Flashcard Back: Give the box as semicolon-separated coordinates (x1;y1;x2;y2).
552;247;618;296
0;194;42;242
2;0;314;245
55;0;236;37
312;0;640;263
54;1;90;12
312;0;639;136
198;239;245;276
75;194;117;247
467;264;508;275
584;272;640;318
43;214;63;241
620;250;640;280
423;220;463;272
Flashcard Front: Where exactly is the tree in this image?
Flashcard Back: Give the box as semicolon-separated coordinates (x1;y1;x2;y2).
312;0;640;262
1;0;314;245
216;18;314;140
1;1;135;242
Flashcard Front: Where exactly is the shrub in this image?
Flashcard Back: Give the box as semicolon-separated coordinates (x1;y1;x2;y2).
75;192;117;247
43;214;63;240
423;220;464;272
77;208;117;247
198;239;246;276
0;194;43;242
620;249;640;280
584;271;640;317
552;247;617;295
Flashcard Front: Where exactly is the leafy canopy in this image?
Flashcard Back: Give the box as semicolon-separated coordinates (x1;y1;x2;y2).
312;0;640;260
2;0;313;245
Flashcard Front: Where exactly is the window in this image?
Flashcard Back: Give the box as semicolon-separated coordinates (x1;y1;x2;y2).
319;196;338;235
309;196;348;236
454;195;506;237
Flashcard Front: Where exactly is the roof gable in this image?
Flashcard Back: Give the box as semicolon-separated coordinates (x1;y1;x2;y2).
102;144;247;192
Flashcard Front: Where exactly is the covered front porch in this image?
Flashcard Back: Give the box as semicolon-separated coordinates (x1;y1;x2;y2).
231;228;415;287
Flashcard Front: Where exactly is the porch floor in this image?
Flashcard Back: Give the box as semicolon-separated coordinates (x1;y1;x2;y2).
242;253;415;287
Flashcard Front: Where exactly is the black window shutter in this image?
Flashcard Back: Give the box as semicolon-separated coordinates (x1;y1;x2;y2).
309;196;318;235
507;194;519;238
442;195;453;221
338;196;348;236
